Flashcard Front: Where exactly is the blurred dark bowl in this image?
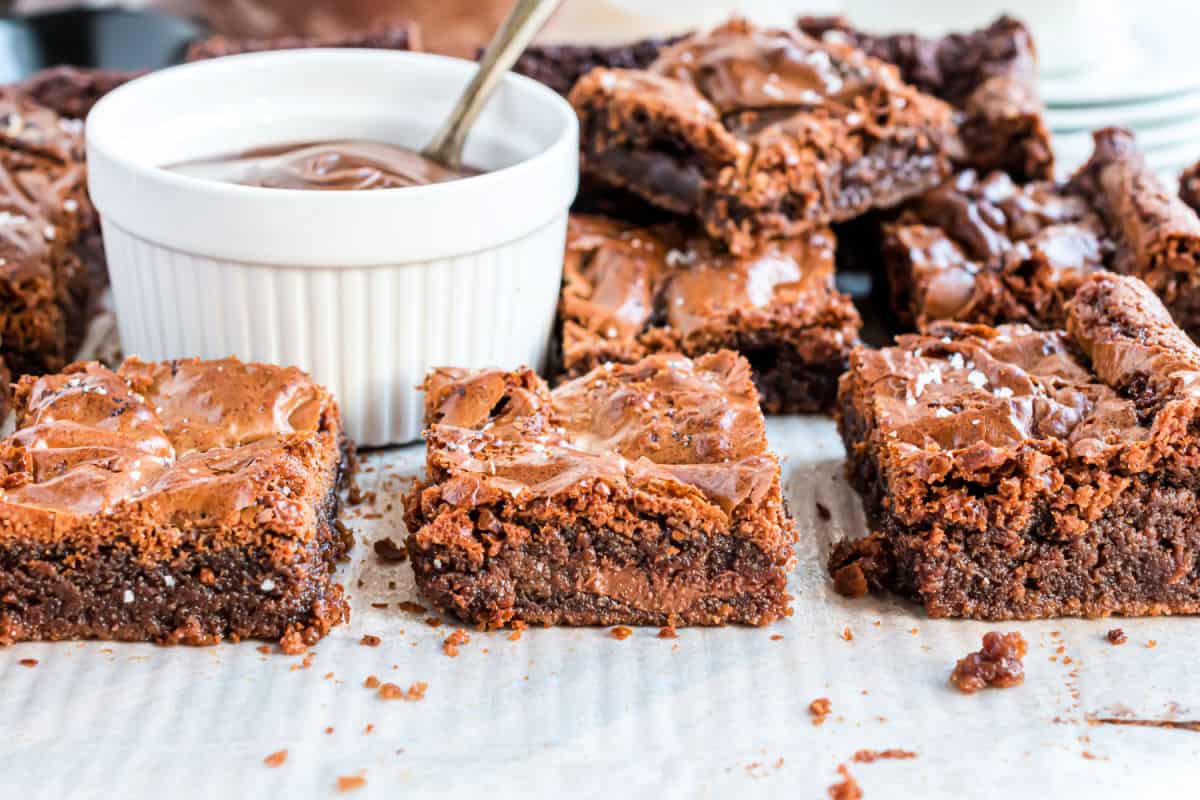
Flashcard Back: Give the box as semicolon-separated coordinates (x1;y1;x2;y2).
0;8;207;82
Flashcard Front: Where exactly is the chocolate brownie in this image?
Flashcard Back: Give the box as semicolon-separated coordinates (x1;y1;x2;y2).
882;169;1109;330
799;15;1053;181
883;128;1200;335
0;357;351;649
569;18;963;254
831;272;1200;619
403;350;797;628
1180;160;1200;216
1073;129;1200;339
559;214;861;413
14;66;142;121
0;91;94;376
185;21;420;61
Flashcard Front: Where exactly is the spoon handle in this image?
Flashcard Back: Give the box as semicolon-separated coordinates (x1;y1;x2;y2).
423;0;564;170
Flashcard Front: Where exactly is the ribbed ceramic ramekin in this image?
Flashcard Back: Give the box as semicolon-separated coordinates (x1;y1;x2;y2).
86;50;578;446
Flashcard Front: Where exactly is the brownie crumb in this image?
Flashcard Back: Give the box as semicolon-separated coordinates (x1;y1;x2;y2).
396;601;426;614
816;502;832;520
370;602;389;609
364;675;381;689
336;775;366;793
610;626;633;640
950;632;1027;694
364;724;374;735
851;749;917;763
379;681;427;701
1089;717;1200;732
657;626;678;639
443;629;470;657
263;749;287;768
256;645;272;655
288;652;316;671
1147;639;1158;649
360;634;381;647
373;537;408;562
827;765;862;800
841;627;854;641
810;697;833;726
770;634;784;641
424;617;442;628
832;562;869;599
324;727;334;734
18;658;37;668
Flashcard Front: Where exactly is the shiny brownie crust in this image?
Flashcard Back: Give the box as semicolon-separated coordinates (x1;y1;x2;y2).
558;214;861;413
831;273;1200;619
403;352;797;628
0;358;352;649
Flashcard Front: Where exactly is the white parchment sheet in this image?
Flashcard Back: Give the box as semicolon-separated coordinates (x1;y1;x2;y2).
1;412;1198;799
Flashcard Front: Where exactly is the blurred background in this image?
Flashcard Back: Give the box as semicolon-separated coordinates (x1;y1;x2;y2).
4;0;1200;177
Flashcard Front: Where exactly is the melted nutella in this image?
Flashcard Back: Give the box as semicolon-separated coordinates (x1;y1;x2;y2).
169;140;478;190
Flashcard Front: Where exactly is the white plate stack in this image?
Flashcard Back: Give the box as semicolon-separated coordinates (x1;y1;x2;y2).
1045;2;1200;184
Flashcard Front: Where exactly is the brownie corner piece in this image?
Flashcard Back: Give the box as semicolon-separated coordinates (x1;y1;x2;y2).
0;357;351;649
559;213;861;413
833;271;1200;619
403;350;797;629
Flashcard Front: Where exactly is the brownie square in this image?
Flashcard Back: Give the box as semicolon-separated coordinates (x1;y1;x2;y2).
831;273;1200;619
403;351;797;628
0;92;94;376
0;357;351;649
185;21;420;61
883;128;1200;335
559;214;861;413
799;15;1054;181
569;18;962;254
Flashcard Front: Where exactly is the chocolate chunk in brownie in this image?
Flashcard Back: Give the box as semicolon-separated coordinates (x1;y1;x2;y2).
832;272;1200;619
800;15;1053;181
403;350;797;628
883;128;1200;335
569;18;963;254
0;357;351;649
559;214;861;413
185;21;420;61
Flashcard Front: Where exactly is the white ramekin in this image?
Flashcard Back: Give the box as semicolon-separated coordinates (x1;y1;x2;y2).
86;50;578;446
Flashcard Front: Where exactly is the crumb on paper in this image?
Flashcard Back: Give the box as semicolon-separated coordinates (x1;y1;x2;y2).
443;629;470;657
658;626;678;639
810;697;832;726
841;627;854;641
770;634;784;641
373;537;408;562
950;632;1027;694
1106;629;1127;645
364;675;381;689
379;681;427;702
288;652;316;671
325;727;335;735
336;775;366;793
364;724;374;735
1147;639;1158;649
360;634;381;647
255;645;271;655
396;600;426;614
18;658;37;668
827;765;862;800
610;626;633;641
816;502;831;521
851;749;917;763
508;621;527;642
424;617;442;628
831;562;868;598
263;750;287;768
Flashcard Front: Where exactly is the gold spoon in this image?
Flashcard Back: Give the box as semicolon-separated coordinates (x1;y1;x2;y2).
422;0;565;171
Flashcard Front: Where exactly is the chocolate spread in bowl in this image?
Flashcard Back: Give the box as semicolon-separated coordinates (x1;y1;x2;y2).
168;140;479;190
